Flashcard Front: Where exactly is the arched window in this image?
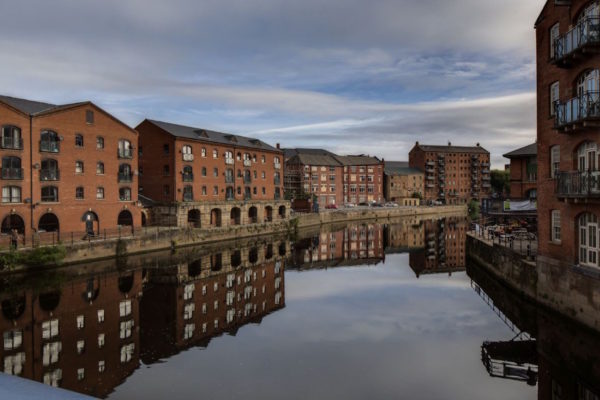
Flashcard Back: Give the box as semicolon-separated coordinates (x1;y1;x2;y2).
244;170;251;183
40;130;60;153
577;69;599;96
201;147;206;157
182;145;193;161
40;159;59;181
579;213;599;267
1;186;21;203
201;167;207;177
118;164;133;182
274;171;281;185
577;141;599;172
225;151;233;164
213;149;218;158
41;186;58;202
1;125;22;149
183;166;193;182
75;134;84;147
1;156;22;179
96;136;104;149
118;139;133;158
182;185;193;201
96;162;104;175
225;168;234;183
550;145;560;178
119;187;132;201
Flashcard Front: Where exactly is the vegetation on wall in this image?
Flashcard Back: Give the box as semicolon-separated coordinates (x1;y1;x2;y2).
490;169;510;196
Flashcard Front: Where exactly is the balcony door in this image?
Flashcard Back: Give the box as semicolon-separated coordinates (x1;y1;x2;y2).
579;213;600;268
578;142;600;193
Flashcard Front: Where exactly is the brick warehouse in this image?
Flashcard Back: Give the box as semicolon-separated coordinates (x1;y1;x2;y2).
535;0;600;271
284;148;384;207
408;142;491;205
136;120;289;227
503;143;537;199
0;95;142;242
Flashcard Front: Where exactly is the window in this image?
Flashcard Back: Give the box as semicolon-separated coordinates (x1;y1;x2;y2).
43;369;62;387
119;187;131;201
40;130;60;153
98;333;105;348
120;320;134;339
213;149;218;158
119;300;132;316
183;284;194;300
202;186;207;195
579;213;600;267
1;125;22;149
96;162;104;174
98;361;105;373
550;145;560;178
184;323;195;340
41;186;58;202
182;145;192;155
213;185;218;195
118;140;133;158
213;167;218;177
183;185;193;201
4;352;25;375
163;185;170;196
96;136;104;149
96;187;104;200
2;186;21;203
97;309;105;323
76;340;85;354
76;315;84;329
201;148;206;157
550;82;559;116
42;319;59;339
184;303;195;320
3;330;22;350
86;110;94;124
163;165;170;176
261;171;266;179
75;161;84;174
74;134;84;148
261;155;266;163
75;187;84;199
42;342;61;366
202;167;207;177
163;144;169;155
551;210;561;243
550;23;560;59
120;343;135;363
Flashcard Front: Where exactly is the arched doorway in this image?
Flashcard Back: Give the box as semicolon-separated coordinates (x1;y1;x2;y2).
278;205;286;219
279;242;287;256
39;291;61;312
118;210;133;227
188;259;202;277
82;211;99;236
1;296;26;320
211;253;222;271
231;250;242;268
265;244;273;260
230;207;241;225
1;214;25;234
141;212;147;227
38;213;59;233
249;247;258;264
248;206;258;224
188;209;201;228
265;206;273;222
210;208;222;227
118;274;134;294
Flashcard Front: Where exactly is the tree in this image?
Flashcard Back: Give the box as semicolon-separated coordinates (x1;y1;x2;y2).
490;169;510;196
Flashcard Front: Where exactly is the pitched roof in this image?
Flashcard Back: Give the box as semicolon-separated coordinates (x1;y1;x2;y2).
144;119;281;153
283;148;337;159
0;95;58;115
412;143;489;154
503;143;537;159
384;161;422;175
288;153;340;166
334;155;382;166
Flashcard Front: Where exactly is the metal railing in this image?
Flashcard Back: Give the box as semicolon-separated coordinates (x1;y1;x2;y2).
1;137;23;150
118;172;134;183
1;168;23;180
40;169;60;181
39;141;59;153
556;170;600;197
118;149;133;159
553;16;600;63
182;173;194;182
554;91;600;128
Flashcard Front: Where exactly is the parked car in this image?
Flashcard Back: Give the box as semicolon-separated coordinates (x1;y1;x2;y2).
344;203;356;208
372;203;384;207
384;202;399;207
325;204;338;209
358;202;370;207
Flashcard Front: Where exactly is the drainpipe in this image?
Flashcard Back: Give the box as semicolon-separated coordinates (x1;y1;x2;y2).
29;115;34;232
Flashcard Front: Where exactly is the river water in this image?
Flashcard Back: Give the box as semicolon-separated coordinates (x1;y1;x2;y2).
0;216;598;399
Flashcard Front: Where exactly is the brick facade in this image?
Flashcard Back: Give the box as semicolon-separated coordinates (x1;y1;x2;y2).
503;143;537;199
0;96;142;241
409;142;491;204
383;161;424;204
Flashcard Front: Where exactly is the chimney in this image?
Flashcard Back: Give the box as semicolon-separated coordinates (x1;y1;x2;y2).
415;141;419;146
276;143;280;149
476;142;480;147
448;141;451;146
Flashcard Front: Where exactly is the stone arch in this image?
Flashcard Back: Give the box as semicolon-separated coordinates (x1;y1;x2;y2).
118;210;133;227
278;205;286;219
39;291;61;312
249;247;258;264
265;243;273;260
82;211;99;236
1;296;26;320
141;211;147;227
248;206;258;223
265;206;273;222
1;213;25;234
230;207;241;225
188;209;201;228
210;208;222;227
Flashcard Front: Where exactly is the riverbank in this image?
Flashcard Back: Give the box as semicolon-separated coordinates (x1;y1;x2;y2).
466;232;600;331
1;205;466;271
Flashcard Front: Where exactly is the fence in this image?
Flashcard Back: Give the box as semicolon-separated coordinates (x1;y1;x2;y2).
470;221;538;261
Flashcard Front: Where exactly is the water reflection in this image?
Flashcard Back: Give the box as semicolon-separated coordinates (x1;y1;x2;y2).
0;217;598;399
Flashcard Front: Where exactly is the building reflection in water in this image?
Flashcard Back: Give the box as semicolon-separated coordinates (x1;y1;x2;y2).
289;223;385;269
407;217;468;277
468;263;600;400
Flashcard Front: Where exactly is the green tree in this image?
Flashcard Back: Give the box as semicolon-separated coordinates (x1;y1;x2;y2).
490;169;510;196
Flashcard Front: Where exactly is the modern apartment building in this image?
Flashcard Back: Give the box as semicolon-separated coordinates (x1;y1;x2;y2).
0;95;142;241
408;142;491;204
536;1;600;273
503;143;537;199
136;119;289;227
383;161;424;205
284;148;384;206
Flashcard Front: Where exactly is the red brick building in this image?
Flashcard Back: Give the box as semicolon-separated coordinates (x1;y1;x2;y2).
284;148;384;206
408;142;491;204
535;0;600;271
0;95;142;242
503;143;537;199
136;119;289;227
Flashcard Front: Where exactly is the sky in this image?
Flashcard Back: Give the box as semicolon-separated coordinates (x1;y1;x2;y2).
0;0;546;167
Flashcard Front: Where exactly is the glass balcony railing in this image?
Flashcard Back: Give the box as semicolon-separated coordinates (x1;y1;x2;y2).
40;169;60;181
553;17;600;66
118;148;133;159
556;170;600;197
40;141;59;153
554;91;600;129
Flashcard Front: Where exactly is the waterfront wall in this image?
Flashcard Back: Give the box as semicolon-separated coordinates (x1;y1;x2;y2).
467;233;600;331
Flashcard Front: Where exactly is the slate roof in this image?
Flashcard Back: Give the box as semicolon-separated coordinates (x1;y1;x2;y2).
334;155;382;166
412;143;489;154
144;119;281;153
286;149;383;167
287;153;340;166
503;143;537;159
384;161;423;175
283;148;336;159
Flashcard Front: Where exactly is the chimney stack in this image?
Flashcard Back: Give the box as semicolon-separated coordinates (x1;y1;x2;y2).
276;143;280;149
448;141;451;146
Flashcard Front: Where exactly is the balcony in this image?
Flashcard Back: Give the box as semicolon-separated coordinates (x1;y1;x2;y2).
118;148;133;159
482;175;491;181
471;162;480;167
40;141;59;153
472;174;478;180
243;160;252;167
554;91;600;132
225;158;234;165
118;172;134;183
1;168;23;180
425;161;435;167
426;183;435;189
482;183;491;188
40;169;60;181
556;170;600;198
552;17;600;68
426;175;435;181
481;162;490;167
182;173;194;182
274;163;281;170
425;167;435;173
439;182;445;188
182;153;194;162
482;169;490;174
438;175;445;181
1;137;23;150
439;192;445;197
